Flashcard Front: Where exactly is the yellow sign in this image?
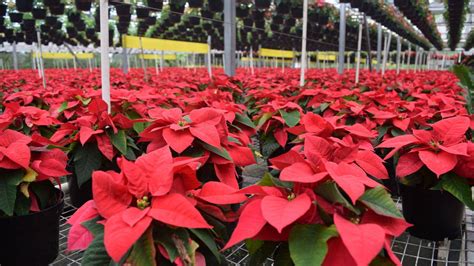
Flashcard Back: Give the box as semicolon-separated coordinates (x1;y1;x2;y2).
122;35;208;54
139;54;177;60
259;48;294;58
32;52;94;59
316;53;337;61
241;57;292;63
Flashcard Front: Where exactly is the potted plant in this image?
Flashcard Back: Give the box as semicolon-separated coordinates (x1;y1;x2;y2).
140;107;256;189
67;146;244;264
378;116;474;240
219;133;409;265
0;130;69;265
50;98;139;208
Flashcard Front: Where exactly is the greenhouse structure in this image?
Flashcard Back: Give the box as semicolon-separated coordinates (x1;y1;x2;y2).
1;0;474;265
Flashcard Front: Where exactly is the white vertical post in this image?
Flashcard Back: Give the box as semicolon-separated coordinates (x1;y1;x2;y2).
138;37;148;81
396;36;401;75
160;50;164;71
100;0;111;113
299;0;308;86
338;3;346;74
407;43;411;72
414;47;419;72
154;52;159;74
382;32;391;76
355;21;363;84
250;46;254;75
88;57;92;72
224;0;236;76
442;53;447;70
12;41;18;71
36;31;46;88
122;36;128;74
376;24;382;72
207;35;212;78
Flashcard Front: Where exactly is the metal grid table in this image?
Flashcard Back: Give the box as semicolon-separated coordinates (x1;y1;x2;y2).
53;195;474;265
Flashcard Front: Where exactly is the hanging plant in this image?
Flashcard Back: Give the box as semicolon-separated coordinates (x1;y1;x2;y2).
444;0;469;50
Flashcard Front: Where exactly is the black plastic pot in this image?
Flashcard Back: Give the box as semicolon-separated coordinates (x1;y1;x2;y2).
32;8;47;19
401;184;465;241
0;190;64;266
0;4;6;16
208;0;223;12
68;172;92;208
276;2;289;14
255;0;271;9
49;3;65;15
236;5;249;18
290;7;303;18
76;0;93;11
116;4;131;16
136;7;150;19
188;0;203;8
9;12;23;23
44;0;60;7
15;0;33;12
148;0;163;9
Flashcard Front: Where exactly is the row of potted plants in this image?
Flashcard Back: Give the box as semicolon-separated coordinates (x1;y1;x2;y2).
443;0;470;50
393;0;444;50
0;66;473;264
340;0;432;50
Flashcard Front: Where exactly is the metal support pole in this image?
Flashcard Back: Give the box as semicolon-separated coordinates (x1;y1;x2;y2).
382;32;391;76
250;46;254;75
154;52;159;74
122;36;128;74
396;36;401;74
224;0;236;76
407;43;411;72
100;0;111;113
338;3;346;74
363;15;372;71
376;24;382;72
36;31;46;88
355;21;363;84
12;41;18;70
138;37;148;82
160;50;164;71
206;36;212;78
300;0;308;86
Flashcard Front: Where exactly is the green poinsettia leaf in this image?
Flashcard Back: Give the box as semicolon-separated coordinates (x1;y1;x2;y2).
289;224;338;266
279;109;300;127
359;186;402;218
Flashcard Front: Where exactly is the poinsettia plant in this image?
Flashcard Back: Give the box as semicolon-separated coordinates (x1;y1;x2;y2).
378;116;474;208
139;107;256;189
67;146;245;265
0;129;69;217
50;98;140;189
253;100;303;158
220;134;409;265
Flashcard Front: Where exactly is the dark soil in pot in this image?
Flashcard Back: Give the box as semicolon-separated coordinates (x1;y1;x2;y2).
0;189;64;266
401;184;465;241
